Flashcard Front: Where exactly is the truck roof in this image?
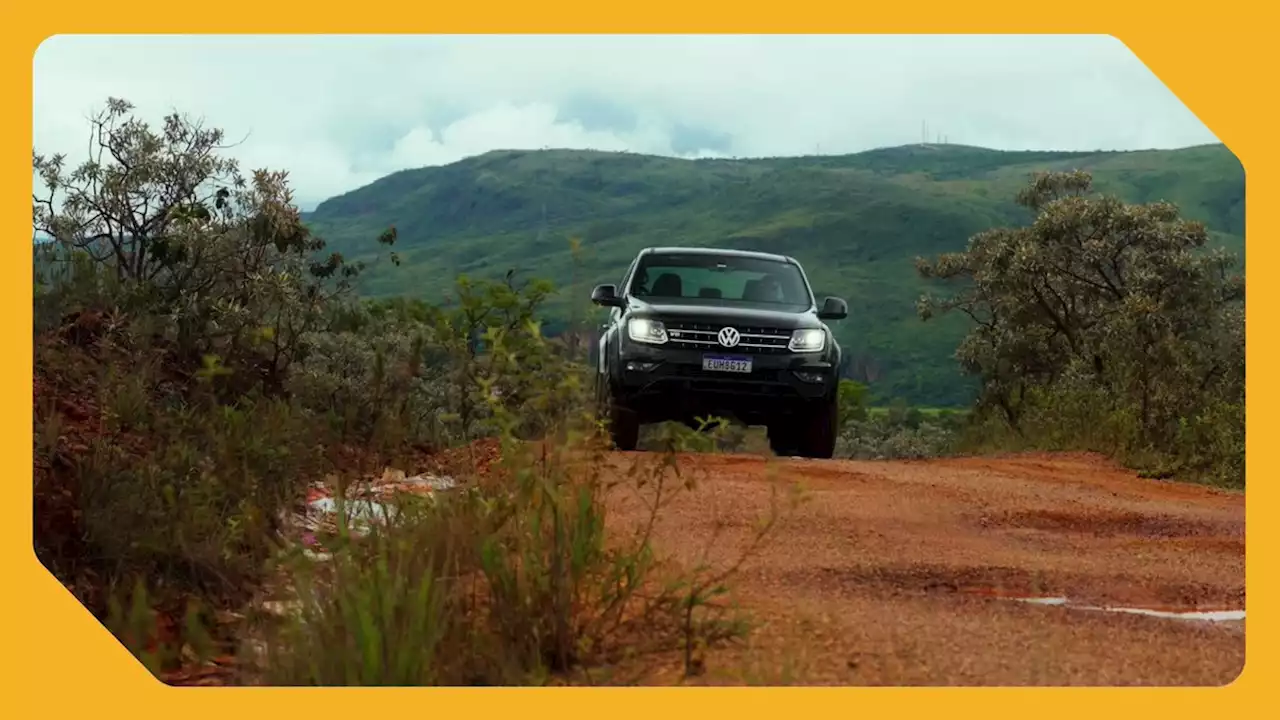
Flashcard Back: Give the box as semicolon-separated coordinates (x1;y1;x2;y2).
639;246;797;264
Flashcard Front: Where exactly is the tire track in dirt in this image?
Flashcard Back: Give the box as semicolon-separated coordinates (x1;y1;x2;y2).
604;451;1244;685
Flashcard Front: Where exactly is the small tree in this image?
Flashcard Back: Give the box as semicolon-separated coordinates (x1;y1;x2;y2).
32;97;393;395
917;170;1243;473
423;271;562;442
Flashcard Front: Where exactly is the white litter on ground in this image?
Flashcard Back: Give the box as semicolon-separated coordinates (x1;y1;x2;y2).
288;470;461;548
307;496;394;523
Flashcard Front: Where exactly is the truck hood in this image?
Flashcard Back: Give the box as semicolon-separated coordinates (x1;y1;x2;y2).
627;298;824;329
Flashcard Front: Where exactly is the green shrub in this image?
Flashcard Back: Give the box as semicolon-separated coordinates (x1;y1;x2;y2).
31;98;782;685
836;410;959;460
76;378;318;600
836;379;870;432
261;322;778;685
264;496;455;685
917;170;1244;486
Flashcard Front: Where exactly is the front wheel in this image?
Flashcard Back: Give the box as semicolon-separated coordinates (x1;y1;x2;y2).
796;394;838;459
608;398;640;451
767;422;798;457
596;376;639;451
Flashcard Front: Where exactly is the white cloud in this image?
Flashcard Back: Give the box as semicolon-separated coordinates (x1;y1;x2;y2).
388;102;683;169
32;34;1217;209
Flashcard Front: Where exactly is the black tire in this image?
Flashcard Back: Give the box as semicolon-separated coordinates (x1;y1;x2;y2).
609;399;640;451
593;371;611;423
596;375;640;451
796;394;838;459
767;423;798;457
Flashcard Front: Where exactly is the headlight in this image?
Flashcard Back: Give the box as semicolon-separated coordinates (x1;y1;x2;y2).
788;328;826;352
628;318;668;345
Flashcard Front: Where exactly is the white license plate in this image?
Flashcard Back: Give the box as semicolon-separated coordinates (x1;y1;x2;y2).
702;355;752;373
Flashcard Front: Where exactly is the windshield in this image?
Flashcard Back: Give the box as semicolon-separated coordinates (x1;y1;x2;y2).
628;253;813;310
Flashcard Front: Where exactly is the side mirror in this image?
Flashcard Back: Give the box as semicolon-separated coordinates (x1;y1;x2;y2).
817;296;848;320
591;283;624;307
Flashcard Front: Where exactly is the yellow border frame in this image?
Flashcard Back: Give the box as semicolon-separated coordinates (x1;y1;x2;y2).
3;5;1271;712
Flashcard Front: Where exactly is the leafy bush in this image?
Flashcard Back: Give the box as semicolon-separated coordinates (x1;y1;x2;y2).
837;379;870;431
286;301;446;451
35;322;323;609
33;98;778;685
836;408;960;460
262;314;778;685
917;171;1244;486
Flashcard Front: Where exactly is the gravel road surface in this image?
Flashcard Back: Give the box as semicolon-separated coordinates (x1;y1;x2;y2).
605;451;1245;685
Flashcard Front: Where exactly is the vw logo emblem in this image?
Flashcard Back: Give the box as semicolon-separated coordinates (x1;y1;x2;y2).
717;326;741;348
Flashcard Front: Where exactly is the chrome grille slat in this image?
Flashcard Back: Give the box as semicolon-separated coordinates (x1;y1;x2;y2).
664;320;793;354
672;329;780;341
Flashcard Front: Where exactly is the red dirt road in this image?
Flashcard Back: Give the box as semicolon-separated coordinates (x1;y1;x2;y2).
605;451;1245;686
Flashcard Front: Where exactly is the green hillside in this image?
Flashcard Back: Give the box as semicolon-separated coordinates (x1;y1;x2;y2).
303;143;1245;406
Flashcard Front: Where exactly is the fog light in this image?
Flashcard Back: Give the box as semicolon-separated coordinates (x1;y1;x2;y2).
794;371;826;384
626;361;660;372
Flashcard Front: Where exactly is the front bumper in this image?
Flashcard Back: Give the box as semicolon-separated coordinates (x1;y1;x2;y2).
613;340;837;422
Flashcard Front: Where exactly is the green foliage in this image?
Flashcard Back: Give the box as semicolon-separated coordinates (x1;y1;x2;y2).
836;402;962;460
264;313;778;685
72;355;318;598
34;99;782;685
302;144;1244;406
425;272;562;442
918;171;1245;486
265;498;454;685
837;379;869;431
31;98;396;651
32;97;393;400
286;299;443;451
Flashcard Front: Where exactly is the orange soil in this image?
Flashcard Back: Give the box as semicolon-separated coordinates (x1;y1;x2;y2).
603;451;1245;686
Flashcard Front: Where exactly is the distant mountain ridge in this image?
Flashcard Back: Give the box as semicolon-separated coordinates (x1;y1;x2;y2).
299;142;1244;406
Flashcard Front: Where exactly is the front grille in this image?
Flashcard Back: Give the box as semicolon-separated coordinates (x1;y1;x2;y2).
664;321;792;354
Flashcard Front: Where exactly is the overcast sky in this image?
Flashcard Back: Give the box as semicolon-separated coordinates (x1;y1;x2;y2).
33;34;1217;210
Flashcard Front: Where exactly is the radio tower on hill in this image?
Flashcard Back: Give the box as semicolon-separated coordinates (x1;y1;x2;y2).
920;121;948;148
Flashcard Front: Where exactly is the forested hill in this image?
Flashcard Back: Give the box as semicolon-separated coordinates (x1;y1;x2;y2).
302;142;1245;406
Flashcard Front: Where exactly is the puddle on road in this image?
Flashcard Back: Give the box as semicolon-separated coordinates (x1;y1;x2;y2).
1094;606;1245;622
1009;596;1244;623
1018;596;1069;606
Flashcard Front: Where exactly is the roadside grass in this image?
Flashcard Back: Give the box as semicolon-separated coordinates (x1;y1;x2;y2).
952;400;1245;490
258;395;788;685
33;245;786;685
